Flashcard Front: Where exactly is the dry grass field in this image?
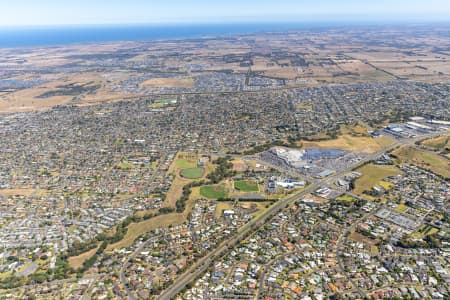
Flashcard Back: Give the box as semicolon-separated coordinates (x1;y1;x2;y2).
353;164;402;195
68;243;100;269
392;146;450;179
300;134;394;154
0;189;36;197
421;135;450;152
141;77;194;88
107;213;185;250
263;68;300;79
231;158;248;172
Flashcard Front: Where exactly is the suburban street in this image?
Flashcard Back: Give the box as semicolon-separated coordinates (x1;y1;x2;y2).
157;132;442;299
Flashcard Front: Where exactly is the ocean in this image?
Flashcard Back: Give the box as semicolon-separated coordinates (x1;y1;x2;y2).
0;22;350;48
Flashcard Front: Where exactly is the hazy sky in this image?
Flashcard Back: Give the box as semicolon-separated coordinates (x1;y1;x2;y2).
1;0;449;26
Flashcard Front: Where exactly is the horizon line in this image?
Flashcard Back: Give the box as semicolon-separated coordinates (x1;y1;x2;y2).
1;19;450;29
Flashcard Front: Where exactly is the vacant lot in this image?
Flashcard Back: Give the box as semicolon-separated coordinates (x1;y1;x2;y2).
234;180;259;192
395;204;409;213
0;188;36;197
142;77;194;88
349;231;378;246
421;135;450;152
215;202;235;218
68;243;100;269
353;164;402;195
107;213;185;250
335;194;357;203
392;146;450;178
231;158;247;172
200;185;227;199
180;167;204;179
301;134;394;154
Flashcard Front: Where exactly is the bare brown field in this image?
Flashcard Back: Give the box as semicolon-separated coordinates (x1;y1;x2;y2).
263;68;300;79
347;51;440;62
0;72;112;112
300;134;394;154
349;232;378;246
0;85;71;113
231;158;247;172
0;189;36;197
141;77;194;88
334;59;375;73
374;65;434;77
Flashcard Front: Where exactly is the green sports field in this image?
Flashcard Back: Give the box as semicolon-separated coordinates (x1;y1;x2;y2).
200;185;227;199
180;167;203;179
234;180;259;192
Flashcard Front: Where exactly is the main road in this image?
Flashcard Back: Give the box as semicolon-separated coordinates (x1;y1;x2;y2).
153;132;442;300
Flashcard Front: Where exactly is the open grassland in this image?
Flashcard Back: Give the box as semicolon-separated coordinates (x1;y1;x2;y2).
107;213;185;250
378;181;395;190
353;164;402;195
301;134;394;154
175;158;197;169
421;135;450;152
68;243;100;269
335;194;357;203
164;175;189;208
134;208;159;218
234;180;259;192
395;204;409;213
180;167;204;179
296;103;313;111
116;162;133;170
200;185;227;199
392;146;450;179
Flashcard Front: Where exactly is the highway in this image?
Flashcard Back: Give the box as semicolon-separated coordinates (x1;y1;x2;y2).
150;132;443;299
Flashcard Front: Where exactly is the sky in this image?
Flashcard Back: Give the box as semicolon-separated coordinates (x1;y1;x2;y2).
0;0;449;27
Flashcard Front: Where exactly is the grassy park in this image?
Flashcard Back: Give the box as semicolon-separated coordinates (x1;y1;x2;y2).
200;185;227;199
180;167;204;179
234;180;259;192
